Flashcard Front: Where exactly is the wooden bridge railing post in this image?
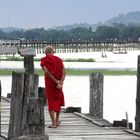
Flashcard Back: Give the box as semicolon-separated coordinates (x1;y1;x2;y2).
27;98;45;135
8;72;25;139
24;56;34;73
0;80;1;135
135;55;140;132
89;73;103;118
8;49;45;139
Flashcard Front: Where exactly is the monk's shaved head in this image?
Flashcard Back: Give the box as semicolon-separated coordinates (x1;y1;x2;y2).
45;46;54;54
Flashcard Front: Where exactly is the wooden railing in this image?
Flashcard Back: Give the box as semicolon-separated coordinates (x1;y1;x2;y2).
0;40;140;55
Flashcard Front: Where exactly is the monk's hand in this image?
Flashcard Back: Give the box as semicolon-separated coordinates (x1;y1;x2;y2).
56;80;60;84
56;83;62;89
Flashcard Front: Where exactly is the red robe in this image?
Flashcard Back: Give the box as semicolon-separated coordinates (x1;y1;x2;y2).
40;54;65;112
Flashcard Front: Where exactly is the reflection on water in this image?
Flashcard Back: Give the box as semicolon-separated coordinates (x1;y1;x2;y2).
0;75;136;128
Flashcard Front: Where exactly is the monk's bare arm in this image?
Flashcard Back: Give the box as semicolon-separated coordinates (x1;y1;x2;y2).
42;66;59;84
60;63;66;85
56;63;66;89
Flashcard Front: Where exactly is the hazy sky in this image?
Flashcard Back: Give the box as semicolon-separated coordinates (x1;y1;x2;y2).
0;0;140;29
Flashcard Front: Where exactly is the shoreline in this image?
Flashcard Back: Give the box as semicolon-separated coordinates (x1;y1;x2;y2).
0;68;137;76
0;50;139;75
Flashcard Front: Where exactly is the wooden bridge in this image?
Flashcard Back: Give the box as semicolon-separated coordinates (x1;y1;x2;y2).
0;40;140;55
1;98;140;140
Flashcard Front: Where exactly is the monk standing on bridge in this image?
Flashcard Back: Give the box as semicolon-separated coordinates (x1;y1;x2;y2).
40;46;65;128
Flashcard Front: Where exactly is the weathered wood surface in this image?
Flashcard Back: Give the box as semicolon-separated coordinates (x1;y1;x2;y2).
89;73;103;118
1;99;140;140
135;55;140;132
8;71;41;139
8;72;25;139
24;56;34;73
0;80;1;135
27;98;45;135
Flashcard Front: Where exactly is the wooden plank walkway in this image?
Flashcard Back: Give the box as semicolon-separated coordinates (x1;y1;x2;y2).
1;98;140;140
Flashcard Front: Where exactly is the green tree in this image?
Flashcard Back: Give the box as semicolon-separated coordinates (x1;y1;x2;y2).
95;26;119;41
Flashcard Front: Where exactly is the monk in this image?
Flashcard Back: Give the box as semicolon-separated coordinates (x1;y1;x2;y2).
40;46;65;128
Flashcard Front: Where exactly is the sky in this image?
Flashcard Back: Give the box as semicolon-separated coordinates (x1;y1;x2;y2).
0;0;140;29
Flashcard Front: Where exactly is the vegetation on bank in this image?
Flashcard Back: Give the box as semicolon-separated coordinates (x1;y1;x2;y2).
0;68;136;76
0;57;96;62
0;23;140;42
0;57;24;61
63;58;95;62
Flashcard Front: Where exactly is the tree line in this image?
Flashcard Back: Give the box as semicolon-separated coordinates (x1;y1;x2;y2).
0;24;140;42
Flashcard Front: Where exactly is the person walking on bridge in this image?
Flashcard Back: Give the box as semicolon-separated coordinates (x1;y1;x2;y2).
40;46;65;128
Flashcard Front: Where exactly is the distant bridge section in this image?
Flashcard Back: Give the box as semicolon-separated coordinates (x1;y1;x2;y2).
0;40;140;55
0;47;17;55
0;40;19;55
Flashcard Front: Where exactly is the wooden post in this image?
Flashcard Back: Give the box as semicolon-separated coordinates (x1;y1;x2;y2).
0;80;1;135
27;98;45;135
135;55;140;132
89;73;103;118
20;73;39;136
38;87;46;106
8;49;45;139
8;72;25;139
24;56;34;73
65;107;81;113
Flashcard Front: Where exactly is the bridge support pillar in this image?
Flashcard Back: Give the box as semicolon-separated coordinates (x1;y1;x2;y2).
89;73;103;118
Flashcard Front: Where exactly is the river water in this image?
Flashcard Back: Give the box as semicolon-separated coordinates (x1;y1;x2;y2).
0;51;139;70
